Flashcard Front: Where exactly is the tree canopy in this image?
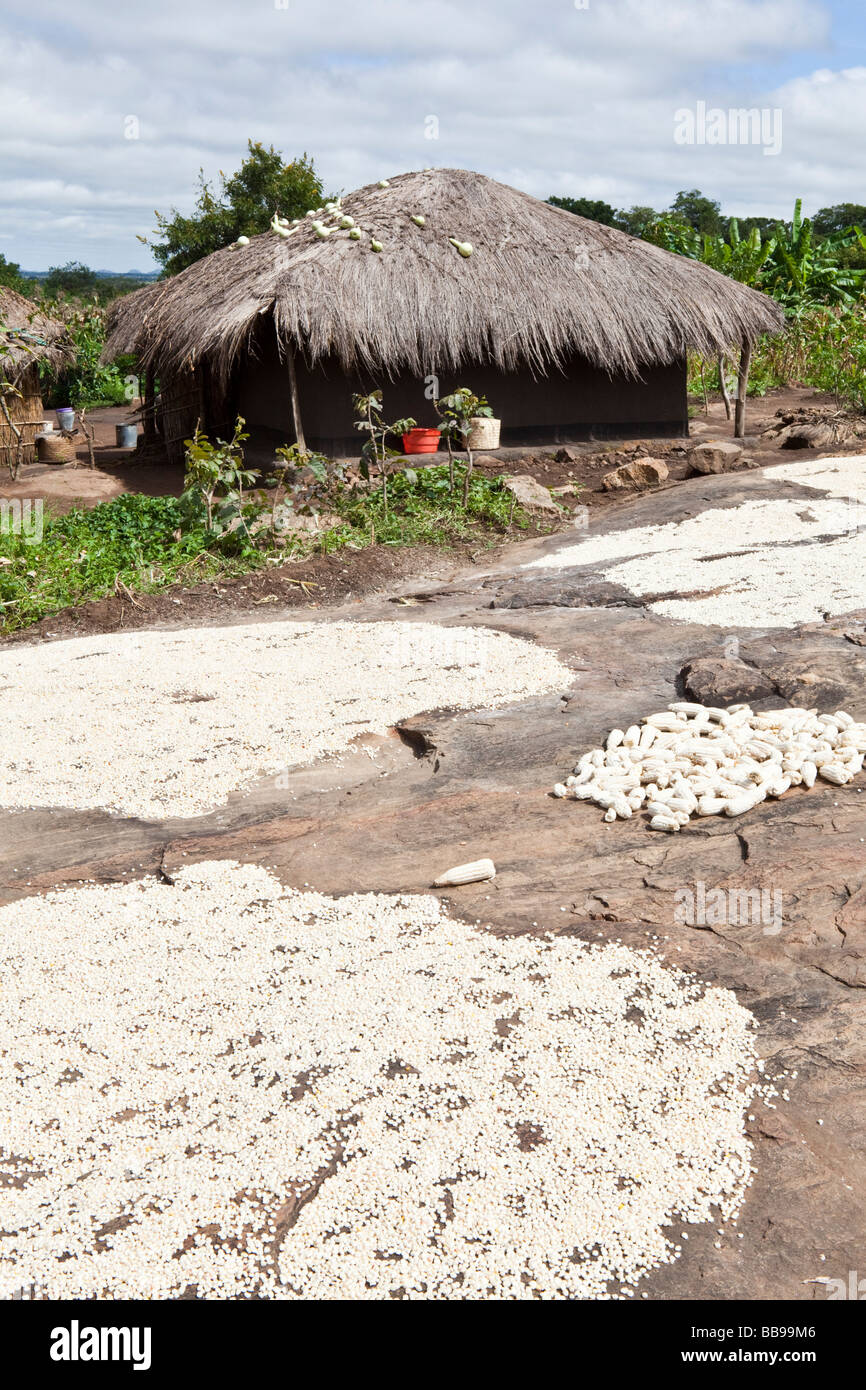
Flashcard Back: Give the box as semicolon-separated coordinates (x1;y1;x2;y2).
548;185;866;307
0;254;34;296
146;141;326;275
43;262;100;298
547;195;619;227
670;189;723;235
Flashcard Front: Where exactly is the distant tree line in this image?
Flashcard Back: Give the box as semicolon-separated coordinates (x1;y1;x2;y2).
548;189;866;274
0;255;155;304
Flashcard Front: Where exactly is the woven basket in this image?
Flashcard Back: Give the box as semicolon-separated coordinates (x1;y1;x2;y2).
36;433;75;464
467;416;501;450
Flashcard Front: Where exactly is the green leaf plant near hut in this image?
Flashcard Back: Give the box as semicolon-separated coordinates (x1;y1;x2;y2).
434;387;493;504
270;443;346;541
352;390;417;514
180;417;259;539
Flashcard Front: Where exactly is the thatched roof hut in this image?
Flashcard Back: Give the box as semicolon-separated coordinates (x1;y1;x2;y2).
1;288;72;471
104;168;785;459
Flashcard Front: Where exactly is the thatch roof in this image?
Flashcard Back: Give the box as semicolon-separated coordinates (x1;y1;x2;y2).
101;279;170;359
102;168;784;383
0;287;71;386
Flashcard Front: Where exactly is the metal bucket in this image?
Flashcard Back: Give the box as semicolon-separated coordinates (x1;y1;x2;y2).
55;407;75;431
116;424;138;448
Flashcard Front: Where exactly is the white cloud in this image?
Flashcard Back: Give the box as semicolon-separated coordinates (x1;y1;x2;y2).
0;0;858;270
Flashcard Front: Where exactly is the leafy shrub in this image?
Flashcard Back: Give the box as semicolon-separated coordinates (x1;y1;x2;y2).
0;463;536;633
434;388;493;504
40;301;131;409
181;418;259;537
689;304;866;411
352;390;416;513
270;444;346;535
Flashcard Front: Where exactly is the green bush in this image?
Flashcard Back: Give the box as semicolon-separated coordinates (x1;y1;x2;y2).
40;301;131;409
689;304;866;411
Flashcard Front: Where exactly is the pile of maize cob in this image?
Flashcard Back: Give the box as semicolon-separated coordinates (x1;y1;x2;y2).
552;702;866;831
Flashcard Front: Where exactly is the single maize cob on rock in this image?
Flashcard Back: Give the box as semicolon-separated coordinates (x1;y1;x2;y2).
433;858;496;888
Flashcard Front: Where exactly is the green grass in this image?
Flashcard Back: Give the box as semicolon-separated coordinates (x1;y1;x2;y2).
323;464;529;549
0;466;537;634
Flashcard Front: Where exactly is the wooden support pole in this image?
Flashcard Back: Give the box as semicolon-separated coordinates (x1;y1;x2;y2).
734;338;752;439
143;368;157;443
718;354;732;420
286;346;306;452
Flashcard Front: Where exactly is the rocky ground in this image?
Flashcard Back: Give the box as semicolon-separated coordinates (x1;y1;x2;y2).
2;447;865;1299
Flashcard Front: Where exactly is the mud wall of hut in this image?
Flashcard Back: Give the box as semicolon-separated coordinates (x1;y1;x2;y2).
234;334;688;456
155;364;233;466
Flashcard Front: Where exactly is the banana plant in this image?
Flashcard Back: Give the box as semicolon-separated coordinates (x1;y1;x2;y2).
703;220;776;286
763;200;866;306
642;200;866;306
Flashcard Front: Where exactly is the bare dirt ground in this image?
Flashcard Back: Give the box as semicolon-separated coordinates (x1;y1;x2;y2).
2;390;865;1300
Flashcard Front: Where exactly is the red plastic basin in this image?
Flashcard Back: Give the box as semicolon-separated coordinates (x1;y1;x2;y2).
402;428;442;454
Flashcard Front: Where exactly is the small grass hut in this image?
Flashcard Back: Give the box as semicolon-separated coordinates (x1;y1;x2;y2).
0;288;71;472
103;168;784;463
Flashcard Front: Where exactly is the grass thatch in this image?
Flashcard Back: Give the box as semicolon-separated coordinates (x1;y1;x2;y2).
0;287;71;387
101;280;170;358
1;291;72;471
103;168;785;383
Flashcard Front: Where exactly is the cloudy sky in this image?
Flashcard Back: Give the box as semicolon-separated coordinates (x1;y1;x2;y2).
2;0;864;271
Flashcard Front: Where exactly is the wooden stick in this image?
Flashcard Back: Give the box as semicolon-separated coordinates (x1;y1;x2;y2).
718;354;732;420
143;368;157;443
734;339;752;439
77;409;96;468
286;346;306;452
0;396;23;480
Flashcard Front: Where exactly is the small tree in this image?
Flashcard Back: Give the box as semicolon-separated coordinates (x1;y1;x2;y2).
181;417;258;535
0;254;33;296
670;189;723;236
352;391;416;515
40;301;128;409
43;262;99;300
271;443;344;537
547;196;619;228
434;387;493;505
147;141;325;275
